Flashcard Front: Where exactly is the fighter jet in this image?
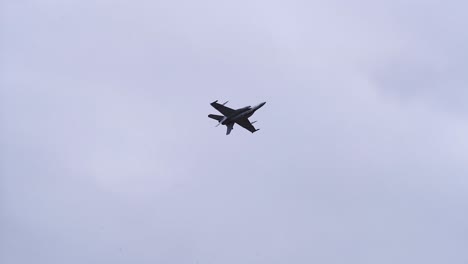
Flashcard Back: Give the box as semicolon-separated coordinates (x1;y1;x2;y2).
208;100;266;135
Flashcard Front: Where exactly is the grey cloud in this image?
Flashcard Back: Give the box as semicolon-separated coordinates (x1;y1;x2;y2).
364;1;468;114
2;0;468;263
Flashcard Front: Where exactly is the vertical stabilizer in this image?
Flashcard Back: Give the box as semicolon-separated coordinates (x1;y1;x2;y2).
226;124;234;135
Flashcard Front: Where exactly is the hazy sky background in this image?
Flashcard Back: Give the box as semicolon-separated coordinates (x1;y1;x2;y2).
1;0;468;263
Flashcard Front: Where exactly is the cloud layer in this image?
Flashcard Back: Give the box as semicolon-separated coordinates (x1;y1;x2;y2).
2;1;468;263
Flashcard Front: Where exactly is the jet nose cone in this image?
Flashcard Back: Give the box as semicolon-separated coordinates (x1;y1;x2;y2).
260;102;266;107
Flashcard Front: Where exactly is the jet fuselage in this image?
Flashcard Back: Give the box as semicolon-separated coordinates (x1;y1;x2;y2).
221;102;266;125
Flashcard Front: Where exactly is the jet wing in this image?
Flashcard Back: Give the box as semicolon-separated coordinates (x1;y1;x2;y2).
211;101;235;116
235;118;258;133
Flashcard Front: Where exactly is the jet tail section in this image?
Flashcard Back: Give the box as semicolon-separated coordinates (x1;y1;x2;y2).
208;114;224;122
226;124;234;135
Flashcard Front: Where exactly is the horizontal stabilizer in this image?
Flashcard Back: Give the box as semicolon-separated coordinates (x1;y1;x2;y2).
208;114;224;122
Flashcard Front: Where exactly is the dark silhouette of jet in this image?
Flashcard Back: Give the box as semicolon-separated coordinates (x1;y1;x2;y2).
208;100;266;135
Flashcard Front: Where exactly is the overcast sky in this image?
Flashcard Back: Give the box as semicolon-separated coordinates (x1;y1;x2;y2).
1;0;468;263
